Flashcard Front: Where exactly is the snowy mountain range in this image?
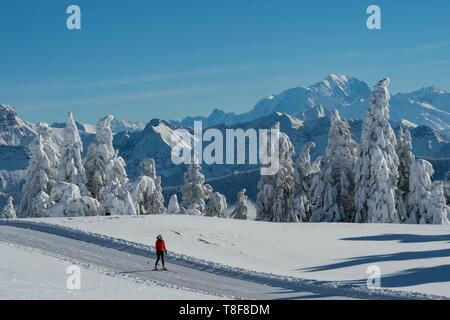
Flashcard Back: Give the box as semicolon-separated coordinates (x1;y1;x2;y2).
51;118;144;134
175;74;450;133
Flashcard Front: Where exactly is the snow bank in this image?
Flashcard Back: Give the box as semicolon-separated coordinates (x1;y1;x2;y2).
0;241;216;300
21;215;450;298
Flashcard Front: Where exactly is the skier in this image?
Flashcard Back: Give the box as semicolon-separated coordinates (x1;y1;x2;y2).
154;234;167;271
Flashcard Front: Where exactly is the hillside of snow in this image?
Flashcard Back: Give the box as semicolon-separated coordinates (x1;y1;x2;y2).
35;215;450;298
0;241;217;300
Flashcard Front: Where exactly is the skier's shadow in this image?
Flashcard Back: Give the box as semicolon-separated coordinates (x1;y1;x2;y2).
120;269;153;274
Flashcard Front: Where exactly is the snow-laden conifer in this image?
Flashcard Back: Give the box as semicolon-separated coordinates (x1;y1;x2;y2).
20;124;60;217
168;194;180;214
290;142;320;222
205;192;227;217
429;182;450;225
407;159;434;224
1;196;16;219
310;111;358;222
59;112;88;195
230;189;248;220
354;79;400;223
181;159;208;214
256;123;297;222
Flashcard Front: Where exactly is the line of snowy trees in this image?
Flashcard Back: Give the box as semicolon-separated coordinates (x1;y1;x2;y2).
5;78;449;223
168;158;249;220
11;112;249;219
256;79;450;225
16;113;165;218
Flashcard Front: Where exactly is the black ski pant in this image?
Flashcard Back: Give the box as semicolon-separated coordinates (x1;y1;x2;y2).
155;251;165;268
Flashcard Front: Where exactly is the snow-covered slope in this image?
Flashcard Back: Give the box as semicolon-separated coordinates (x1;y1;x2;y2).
113;119;190;185
51;120;93;134
0;242;216;300
52;118;144;134
0;105;35;207
110;118;145;134
391;87;450;132
33;215;450;298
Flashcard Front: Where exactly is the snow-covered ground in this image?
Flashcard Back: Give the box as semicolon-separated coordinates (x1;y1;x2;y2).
31;215;450;298
0;241;217;300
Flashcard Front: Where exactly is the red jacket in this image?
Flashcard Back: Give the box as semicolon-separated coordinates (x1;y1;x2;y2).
155;239;166;252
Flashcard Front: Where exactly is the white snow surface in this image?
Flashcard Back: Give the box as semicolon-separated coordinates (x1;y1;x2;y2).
31;215;450;298
0;241;216;300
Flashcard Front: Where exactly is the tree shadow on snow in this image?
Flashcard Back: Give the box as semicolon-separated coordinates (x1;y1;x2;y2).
341;233;450;244
349;265;450;289
301;232;450;290
302;249;450;273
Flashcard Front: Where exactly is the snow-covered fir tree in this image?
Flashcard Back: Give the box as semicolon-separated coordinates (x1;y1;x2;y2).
141;158;166;214
407;159;434;224
397;127;415;193
396;126;415;220
354;78;400;223
45;182;78;217
181;159;208;215
84;115;117;199
310;110;358;222
168;194;180;214
46;182;105;217
99;155;135;216
429;182;450;225
124;191;137;216
255;179;275;221
36;123;61;169
85;115;134;215
132;175;156;215
289;142;320;222
230;189;248;220
101;184;137;215
205;192;227;217
19;124;60;217
59;112;88;195
256;123;297;222
1;196;17;219
444;171;450;206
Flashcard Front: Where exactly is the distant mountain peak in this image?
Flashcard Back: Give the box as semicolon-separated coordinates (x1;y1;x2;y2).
327;73;350;83
0;104;35;146
0;104;22;127
110;118;145;134
419;86;447;95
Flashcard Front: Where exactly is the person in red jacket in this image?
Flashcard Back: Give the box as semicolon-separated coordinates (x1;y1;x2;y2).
154;234;167;270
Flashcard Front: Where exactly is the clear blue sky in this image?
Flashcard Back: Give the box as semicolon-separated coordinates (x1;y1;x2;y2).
1;0;450;124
